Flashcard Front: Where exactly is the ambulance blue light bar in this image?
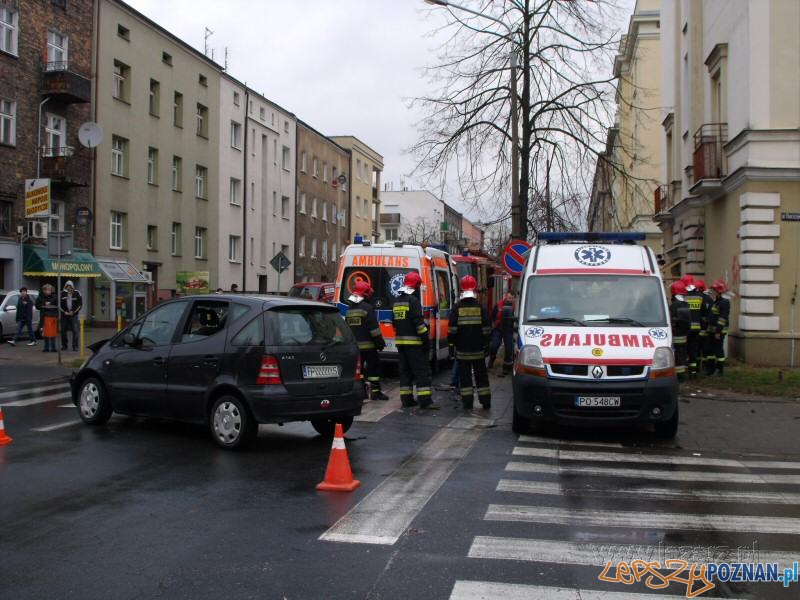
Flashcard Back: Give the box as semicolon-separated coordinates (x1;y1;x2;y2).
538;231;646;244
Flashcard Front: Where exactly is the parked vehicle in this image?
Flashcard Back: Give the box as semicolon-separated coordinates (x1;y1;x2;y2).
71;295;365;449
513;232;679;438
288;282;335;303
0;290;40;340
334;240;457;368
452;251;504;316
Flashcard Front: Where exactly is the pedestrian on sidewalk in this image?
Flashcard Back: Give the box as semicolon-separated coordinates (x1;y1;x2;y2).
449;275;492;410
35;284;59;352
8;287;36;346
60;281;82;352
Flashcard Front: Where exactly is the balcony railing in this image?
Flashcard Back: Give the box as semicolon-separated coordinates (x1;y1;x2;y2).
39;146;91;186
41;62;91;104
654;184;669;214
692;123;727;183
380;213;400;224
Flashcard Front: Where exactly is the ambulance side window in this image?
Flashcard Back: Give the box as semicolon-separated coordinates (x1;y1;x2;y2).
435;270;451;311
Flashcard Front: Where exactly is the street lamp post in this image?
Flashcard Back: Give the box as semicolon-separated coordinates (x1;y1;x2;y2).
424;0;521;240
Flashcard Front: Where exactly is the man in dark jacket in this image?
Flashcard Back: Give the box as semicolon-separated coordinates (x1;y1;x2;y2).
448;275;492;410
488;290;516;376
346;280;388;401
391;271;437;409
8;288;37;346
60;280;83;351
707;279;731;376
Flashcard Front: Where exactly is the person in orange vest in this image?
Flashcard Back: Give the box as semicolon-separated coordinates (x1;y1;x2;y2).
35;284;59;353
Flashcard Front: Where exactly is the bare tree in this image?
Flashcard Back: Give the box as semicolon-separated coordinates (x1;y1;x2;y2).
401;216;441;245
411;0;629;240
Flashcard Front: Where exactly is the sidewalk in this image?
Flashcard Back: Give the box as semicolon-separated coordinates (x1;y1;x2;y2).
0;326;119;387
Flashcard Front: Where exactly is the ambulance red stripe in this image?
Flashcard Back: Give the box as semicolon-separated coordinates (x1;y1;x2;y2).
544;358;653;365
535;268;651;275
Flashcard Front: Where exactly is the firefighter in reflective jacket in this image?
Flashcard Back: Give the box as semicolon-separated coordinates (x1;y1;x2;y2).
682;275;703;376
707;279;731;376
448;275;492;410
669;280;691;380
391;272;438;409
695;279;713;373
346;280;388;401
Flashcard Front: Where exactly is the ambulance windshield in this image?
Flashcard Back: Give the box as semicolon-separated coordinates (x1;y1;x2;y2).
524;275;667;327
341;267;419;310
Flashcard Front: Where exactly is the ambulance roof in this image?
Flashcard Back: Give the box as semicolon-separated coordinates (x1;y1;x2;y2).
344;242;449;258
530;242;655;276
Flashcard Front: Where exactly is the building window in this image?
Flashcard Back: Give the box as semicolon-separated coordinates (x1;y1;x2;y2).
322;201;327;222
281;195;289;219
173;92;183;127
298;235;305;257
46;31;68;70
0;201;12;235
0;99;16;145
117;24;130;40
282;146;290;171
259;106;265;121
331;243;337;262
364;198;369;219
272;191;277;216
233;91;240;106
312;157;318;178
171;156;182;191
110;211;125;250
196;104;208;137
146;225;157;250
322;162;328;182
162;51;172;65
229;235;241;262
230;121;241;149
112;60;129;102
148;79;160;117
321;240;327;263
300;151;307;173
250;237;254;265
147;147;158;185
273;139;277;165
194;227;206;259
111;135;127;177
385;228;398;241
310;238;317;259
171;223;181;256
341;207;347;225
311;197;318;218
0;7;19;56
331;203;337;225
230;177;241;205
198;73;207;87
44;113;66;156
356;159;361;180
355;196;360;217
299;192;306;214
195;165;207;199
332;167;338;184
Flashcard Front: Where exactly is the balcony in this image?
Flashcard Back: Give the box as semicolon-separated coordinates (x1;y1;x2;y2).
379;213;400;225
372;186;378;201
654;184;669;214
41;62;91;104
691;123;727;194
39;146;91;187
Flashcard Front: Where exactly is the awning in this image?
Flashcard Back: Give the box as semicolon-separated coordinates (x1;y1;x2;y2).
97;259;149;282
23;245;102;278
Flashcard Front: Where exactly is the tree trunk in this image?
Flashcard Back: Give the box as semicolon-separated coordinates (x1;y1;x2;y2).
519;0;532;242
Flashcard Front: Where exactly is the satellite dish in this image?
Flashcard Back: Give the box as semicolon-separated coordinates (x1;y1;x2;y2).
78;122;103;148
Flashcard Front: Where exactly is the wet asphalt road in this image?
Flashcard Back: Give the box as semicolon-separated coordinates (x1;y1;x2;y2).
1;370;799;600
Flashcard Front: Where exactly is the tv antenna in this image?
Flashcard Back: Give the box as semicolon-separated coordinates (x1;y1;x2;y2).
204;27;214;56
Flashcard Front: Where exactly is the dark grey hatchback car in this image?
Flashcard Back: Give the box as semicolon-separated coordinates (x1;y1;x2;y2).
71;295;365;449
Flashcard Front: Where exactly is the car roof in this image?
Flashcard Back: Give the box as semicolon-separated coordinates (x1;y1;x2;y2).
180;294;337;309
530;243;655;276
292;282;332;287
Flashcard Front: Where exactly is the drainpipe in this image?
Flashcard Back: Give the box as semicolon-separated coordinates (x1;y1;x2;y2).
242;89;249;292
37;98;51;177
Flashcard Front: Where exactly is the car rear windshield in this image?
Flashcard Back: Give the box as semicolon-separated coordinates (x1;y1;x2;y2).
341;266;419;310
289;285;321;301
266;308;354;347
524;275;668;326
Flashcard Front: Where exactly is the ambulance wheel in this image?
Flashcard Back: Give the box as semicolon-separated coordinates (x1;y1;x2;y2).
654;404;679;439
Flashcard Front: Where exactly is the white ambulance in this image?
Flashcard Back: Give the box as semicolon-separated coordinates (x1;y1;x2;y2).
513;232;679;437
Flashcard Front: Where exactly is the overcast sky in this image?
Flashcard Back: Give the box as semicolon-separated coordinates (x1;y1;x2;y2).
125;0;634;221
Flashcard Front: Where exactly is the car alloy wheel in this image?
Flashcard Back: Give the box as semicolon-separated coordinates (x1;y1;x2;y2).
213;400;243;445
80;381;101;419
77;377;113;425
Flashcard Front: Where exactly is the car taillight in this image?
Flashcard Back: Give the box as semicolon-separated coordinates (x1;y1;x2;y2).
354;354;362;381
256;355;282;385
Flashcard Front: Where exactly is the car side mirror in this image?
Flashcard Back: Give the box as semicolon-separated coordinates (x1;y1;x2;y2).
122;333;140;347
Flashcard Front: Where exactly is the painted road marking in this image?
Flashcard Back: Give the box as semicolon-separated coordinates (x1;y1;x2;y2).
518;435;623;448
496;478;800;505
467;536;797;569
2;391;71;407
355;398;400;423
320;417;487;545
506;461;800;485
0;383;69;399
513;445;800;470
484;504;800;535
449;580;739;600
32;420;81;432
59;403;75;408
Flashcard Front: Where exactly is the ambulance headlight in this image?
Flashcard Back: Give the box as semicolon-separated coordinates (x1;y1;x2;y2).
651;347;674;371
518;345;545;369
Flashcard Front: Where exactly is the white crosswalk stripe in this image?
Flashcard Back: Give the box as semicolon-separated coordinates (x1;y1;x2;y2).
0;382;69;399
1;390;71;407
455;434;800;598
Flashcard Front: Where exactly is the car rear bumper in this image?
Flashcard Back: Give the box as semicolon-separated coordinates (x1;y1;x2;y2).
512;373;678;427
241;382;366;424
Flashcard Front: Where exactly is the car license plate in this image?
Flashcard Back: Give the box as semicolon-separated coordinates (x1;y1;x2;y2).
575;396;621;408
303;365;341;379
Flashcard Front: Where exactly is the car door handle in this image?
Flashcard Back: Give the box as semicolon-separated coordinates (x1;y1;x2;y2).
203;356;219;366
153;357;165;366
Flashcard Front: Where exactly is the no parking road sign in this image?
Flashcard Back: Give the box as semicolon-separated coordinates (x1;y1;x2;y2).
501;239;532;277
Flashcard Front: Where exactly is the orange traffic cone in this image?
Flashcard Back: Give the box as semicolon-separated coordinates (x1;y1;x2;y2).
316;423;360;492
0;408;12;446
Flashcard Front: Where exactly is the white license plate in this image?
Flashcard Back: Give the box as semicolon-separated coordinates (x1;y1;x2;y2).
575;396;621;408
302;365;341;379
